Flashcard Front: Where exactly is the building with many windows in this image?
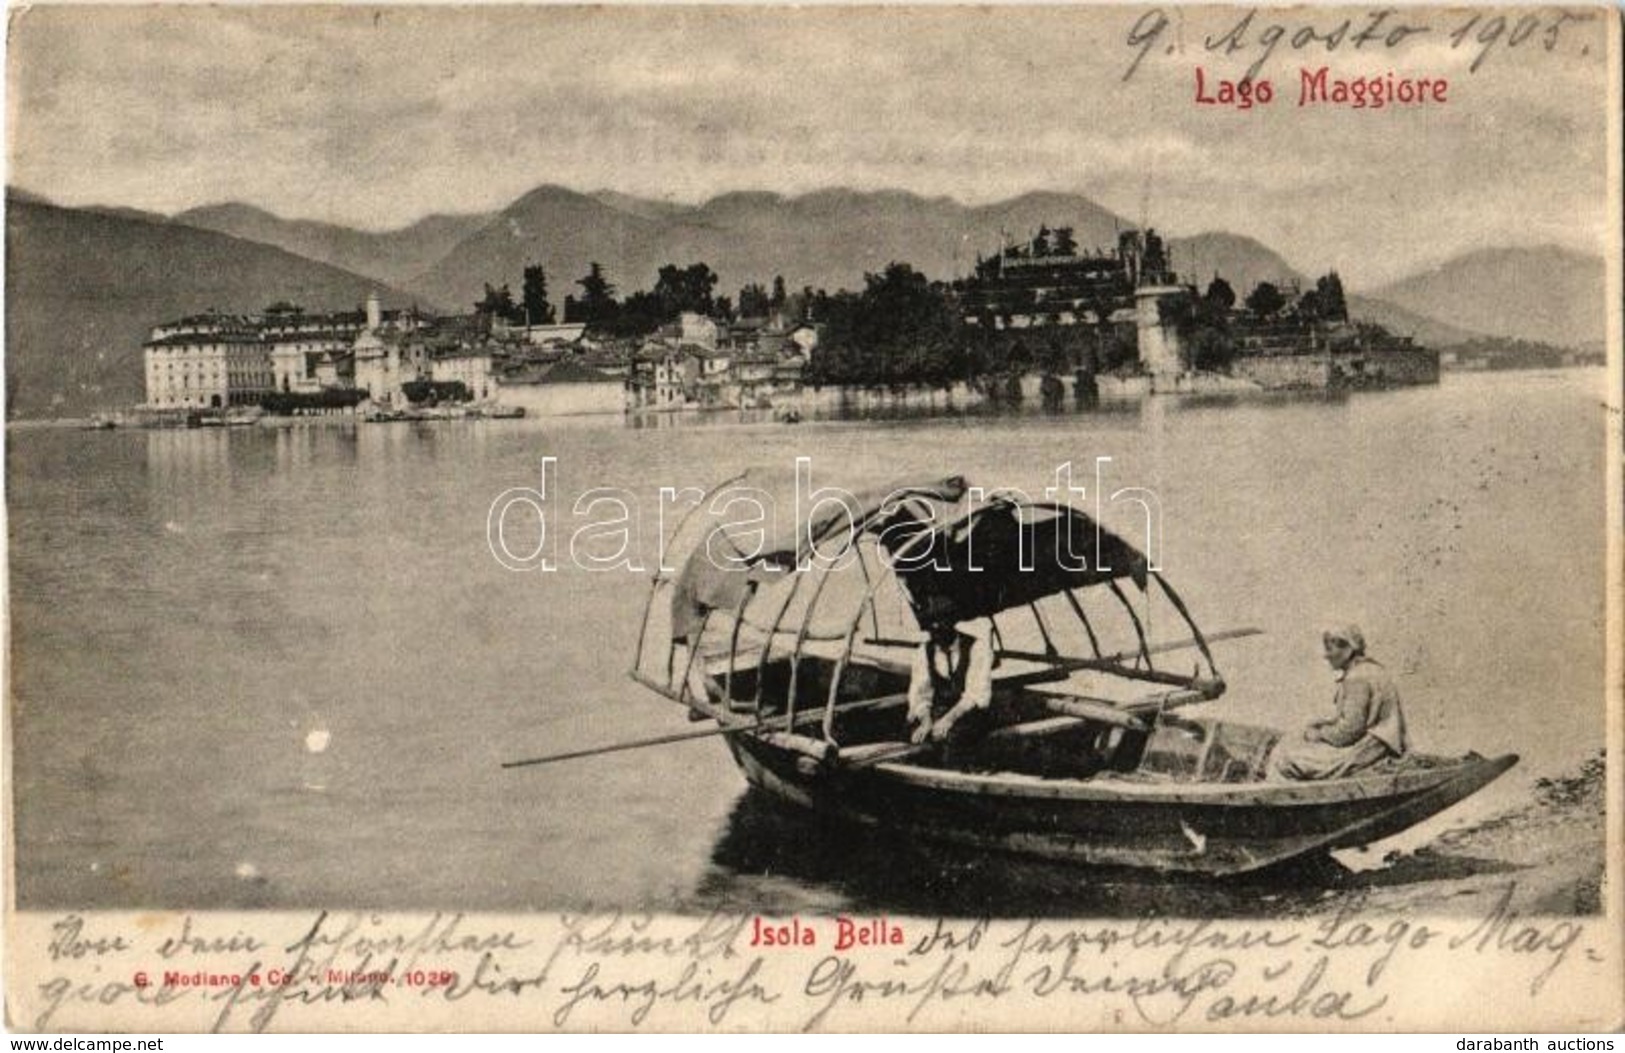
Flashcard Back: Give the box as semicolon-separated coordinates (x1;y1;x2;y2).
956;228;1170;332
143;297;429;409
624;311;808;411
142;316;275;410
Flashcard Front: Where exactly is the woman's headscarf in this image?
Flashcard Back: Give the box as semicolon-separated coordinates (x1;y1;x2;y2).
1323;624;1366;656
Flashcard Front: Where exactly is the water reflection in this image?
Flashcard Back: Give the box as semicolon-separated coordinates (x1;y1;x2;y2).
694;787;1529;919
143;427;234;481
1158;389;1352;413
269;422;368;473
627;396;1149;431
621;383;1351;431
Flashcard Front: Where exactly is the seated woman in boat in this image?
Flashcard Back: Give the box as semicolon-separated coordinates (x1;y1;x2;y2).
907;598;996;752
1273;624;1409;780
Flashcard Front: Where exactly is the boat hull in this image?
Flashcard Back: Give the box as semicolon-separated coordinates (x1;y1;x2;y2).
724;734;1517;876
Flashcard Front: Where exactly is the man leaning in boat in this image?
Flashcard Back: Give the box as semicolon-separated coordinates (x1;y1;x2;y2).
1272;624;1410;779
907;595;996;757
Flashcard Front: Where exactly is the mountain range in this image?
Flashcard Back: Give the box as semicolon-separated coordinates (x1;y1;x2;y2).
172;203;489;290
5;195;419;417
165;185;1566;350
1370;247;1605;351
3;183;1607;418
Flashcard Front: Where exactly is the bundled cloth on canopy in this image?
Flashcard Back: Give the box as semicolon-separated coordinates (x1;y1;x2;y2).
670;471;968;641
887;500;1150;627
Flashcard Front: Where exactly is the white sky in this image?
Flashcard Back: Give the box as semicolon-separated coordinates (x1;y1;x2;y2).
5;4;1614;289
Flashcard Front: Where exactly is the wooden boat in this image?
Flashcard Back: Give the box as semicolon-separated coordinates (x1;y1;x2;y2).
623;470;1516;876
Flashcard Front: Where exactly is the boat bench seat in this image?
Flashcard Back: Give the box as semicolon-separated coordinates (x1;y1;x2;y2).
837;715;1096;765
838;740;928;765
1025;689;1151;731
990;715;1092;739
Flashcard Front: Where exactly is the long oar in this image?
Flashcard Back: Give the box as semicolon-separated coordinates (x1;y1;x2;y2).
504;671;1058;771
502;723;763;768
501;692;904;770
501;626;1264;770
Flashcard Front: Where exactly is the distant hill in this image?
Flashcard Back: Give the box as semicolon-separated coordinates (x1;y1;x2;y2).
1370;246;1604;349
959;191;1128;262
409;184;672;314
82;203;174;225
410;185;1156;310
103;182;1488;352
5;195;418;418
588;190;694;223
172;202;488;290
97;185;1608;355
1152;235;1486;345
1345;295;1484;347
410;185;1476;350
1166;231;1303;297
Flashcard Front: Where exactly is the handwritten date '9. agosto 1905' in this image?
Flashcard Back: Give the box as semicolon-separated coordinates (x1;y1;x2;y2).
1124;8;1596;82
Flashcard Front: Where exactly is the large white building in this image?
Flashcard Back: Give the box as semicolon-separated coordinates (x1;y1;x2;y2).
142;316;275;410
142;298;634;414
430;348;497;401
143;296;427;409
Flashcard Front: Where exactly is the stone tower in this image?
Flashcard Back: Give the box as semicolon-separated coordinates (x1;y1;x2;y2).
1135;285;1187;377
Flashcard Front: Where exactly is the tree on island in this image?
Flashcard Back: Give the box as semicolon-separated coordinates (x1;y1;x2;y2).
653;262;719;319
800;291;862;383
808;263;964;387
475;283;521;327
521;264;556;325
594;261;721;337
568;262;619;327
1204;276;1237;313
1316;271;1348;321
613;290;665;337
858;264;965;385
786;285;821;324
1245;281;1287;319
1296;271;1348;322
771;276;787;311
738;282;771;319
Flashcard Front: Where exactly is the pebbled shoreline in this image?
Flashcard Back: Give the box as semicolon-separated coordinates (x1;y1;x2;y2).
1313;753;1606;917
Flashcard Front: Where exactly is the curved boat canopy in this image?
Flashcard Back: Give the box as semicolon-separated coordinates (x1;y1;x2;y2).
667;472;972;642
633;468;1223;743
881;493;1151;623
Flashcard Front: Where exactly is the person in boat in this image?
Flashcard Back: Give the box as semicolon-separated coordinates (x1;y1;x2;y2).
1273;624;1409;780
907;598;996;752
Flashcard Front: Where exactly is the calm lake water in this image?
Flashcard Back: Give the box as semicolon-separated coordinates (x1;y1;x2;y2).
7;370;1610;916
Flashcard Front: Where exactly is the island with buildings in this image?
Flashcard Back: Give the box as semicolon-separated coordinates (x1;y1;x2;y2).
132;224;1443;425
137;292;822;424
955;226;1438;398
